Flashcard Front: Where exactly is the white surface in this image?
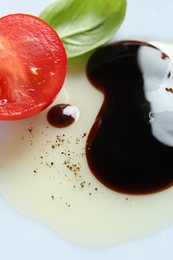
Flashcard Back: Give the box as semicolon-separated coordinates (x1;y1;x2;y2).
0;0;173;259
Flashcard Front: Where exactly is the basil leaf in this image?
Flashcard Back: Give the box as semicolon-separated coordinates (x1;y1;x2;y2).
40;0;127;58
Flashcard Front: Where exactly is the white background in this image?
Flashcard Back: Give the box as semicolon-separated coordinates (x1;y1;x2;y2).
0;0;173;259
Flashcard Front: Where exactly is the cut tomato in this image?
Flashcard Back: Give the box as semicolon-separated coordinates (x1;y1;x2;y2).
0;13;67;120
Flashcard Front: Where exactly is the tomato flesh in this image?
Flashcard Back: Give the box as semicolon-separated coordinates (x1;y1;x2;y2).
0;14;67;120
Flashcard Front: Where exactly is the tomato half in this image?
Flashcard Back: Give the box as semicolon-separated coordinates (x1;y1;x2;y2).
0;13;67;120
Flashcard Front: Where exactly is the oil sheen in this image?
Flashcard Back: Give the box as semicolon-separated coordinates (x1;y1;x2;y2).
0;41;173;248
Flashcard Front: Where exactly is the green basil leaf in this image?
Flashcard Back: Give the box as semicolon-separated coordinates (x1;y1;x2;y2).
40;0;127;58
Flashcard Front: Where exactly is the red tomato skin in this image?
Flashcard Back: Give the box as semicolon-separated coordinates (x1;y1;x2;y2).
0;13;67;120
